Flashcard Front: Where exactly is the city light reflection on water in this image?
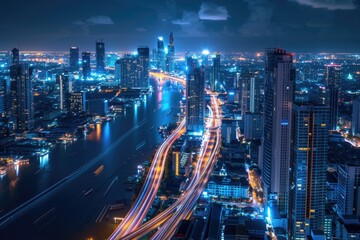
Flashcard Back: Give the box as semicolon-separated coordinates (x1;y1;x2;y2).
103;122;110;146
96;124;101;141
15;164;19;177
39;153;49;168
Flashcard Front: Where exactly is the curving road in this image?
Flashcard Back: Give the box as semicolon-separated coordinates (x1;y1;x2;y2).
119;93;222;240
108;118;185;239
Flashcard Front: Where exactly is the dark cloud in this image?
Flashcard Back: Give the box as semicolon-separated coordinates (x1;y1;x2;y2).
172;11;207;37
198;2;229;20
239;0;276;37
291;0;356;10
0;0;359;52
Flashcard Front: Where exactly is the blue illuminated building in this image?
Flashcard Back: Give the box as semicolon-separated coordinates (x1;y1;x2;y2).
288;103;329;239
186;57;205;133
261;48;295;213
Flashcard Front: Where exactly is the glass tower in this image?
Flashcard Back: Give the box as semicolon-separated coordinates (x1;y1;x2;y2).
96;41;105;73
186;57;205;133
69;47;79;72
288;103;329;239
82;52;91;80
261;48;295;212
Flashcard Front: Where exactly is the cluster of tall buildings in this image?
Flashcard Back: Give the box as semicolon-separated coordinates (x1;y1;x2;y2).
0;48;35;135
114;47;149;89
258;48;349;239
69;40;106;80
182;47;350;239
155;33;175;72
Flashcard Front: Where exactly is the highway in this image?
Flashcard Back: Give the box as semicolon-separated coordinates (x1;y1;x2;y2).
119;92;222;240
108;73;221;240
151;94;222;240
108;118;185;239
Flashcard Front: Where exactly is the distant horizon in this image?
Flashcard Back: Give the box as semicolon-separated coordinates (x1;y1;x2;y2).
1;48;359;55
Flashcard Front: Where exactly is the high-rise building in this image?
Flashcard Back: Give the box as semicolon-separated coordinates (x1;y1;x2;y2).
186;57;205;133
201;49;210;67
166;32;175;72
137;47;150;88
337;163;360;217
156;36;166;71
261;48;295;212
244;112;263;140
325;64;342;130
56;73;72;110
352;99;360;137
12;48;19;65
82;52;91;80
241;70;260;115
96;40;105;73
114;59;121;85
119;54;138;88
69;92;86;114
0;78;9;118
288;103;329;239
211;52;220;92
69;47;79;72
9;63;34;132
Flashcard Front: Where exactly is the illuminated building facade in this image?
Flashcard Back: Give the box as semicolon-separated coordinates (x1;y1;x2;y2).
324;64;342;131
186;57;205;133
261;48;295;212
69;47;79;72
96;40;105;73
10;63;34;132
288;103;329;239
82;52;91;80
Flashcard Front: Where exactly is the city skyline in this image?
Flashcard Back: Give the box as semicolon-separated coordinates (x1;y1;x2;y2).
1;1;360;239
0;1;359;52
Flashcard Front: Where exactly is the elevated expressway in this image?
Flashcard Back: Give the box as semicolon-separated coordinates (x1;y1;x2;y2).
108;73;222;240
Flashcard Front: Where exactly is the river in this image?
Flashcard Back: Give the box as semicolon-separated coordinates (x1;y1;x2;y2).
0;81;183;239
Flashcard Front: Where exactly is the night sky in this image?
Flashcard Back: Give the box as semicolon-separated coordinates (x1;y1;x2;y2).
1;0;359;52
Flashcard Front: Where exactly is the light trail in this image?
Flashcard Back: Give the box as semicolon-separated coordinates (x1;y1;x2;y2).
108;118;185;239
119;93;222;240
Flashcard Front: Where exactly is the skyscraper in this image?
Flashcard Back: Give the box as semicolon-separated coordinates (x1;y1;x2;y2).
338;163;360;217
352;99;360;137
69;47;79;72
288;103;329;239
96;40;105;73
261;48;295;212
211;52;220;92
114;59;121;85
0;78;8;118
166;32;175;72
201;49;210;67
156;36;165;71
119;54;138;88
137;47;149;88
56;73;72;110
241;70;260;116
69;92;86;114
12;48;19;65
325;64;342;130
186;57;205;133
82;52;91;80
9;63;33;132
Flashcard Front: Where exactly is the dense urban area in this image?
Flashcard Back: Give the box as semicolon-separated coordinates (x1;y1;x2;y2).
0;29;360;240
